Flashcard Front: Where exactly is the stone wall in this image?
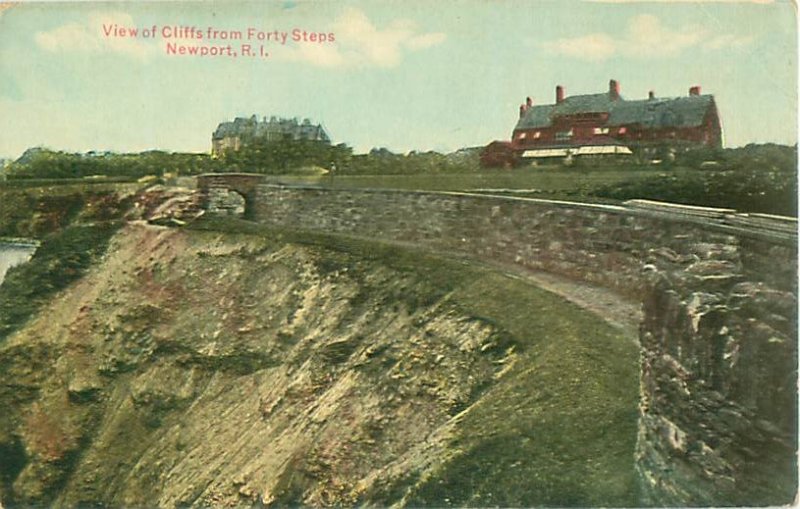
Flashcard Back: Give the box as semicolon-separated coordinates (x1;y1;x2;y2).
207;181;797;505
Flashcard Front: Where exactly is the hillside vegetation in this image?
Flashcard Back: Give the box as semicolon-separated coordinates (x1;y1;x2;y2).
4;149;219;180
589;144;797;216
0;183;137;239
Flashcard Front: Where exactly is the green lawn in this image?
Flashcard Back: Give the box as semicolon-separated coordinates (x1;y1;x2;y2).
262;165;689;202
399;267;640;507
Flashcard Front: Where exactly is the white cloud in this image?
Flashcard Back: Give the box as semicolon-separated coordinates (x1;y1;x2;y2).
624;13;705;57
288;43;346;68
406;32;448;51
283;7;446;69
36;22;102;52
540;33;616;60
703;33;756;50
539;13;755;61
35;11;155;61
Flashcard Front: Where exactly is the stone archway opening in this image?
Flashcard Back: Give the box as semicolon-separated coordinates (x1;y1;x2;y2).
207;188;247;218
197;173;265;221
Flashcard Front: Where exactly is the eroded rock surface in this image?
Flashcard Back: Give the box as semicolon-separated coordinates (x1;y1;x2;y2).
636;240;797;506
0;223;639;507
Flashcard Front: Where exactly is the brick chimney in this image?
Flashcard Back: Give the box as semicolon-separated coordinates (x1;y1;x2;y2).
519;104;526;118
526;96;533;108
689;85;701;96
648;90;655;100
556;85;564;104
609;79;620;100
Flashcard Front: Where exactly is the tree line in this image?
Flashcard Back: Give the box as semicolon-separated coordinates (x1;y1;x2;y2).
4;142;796;216
4;141;480;180
4;148;221;180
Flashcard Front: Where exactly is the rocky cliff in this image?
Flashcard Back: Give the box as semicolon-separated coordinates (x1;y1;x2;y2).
636;238;797;505
0;220;639;507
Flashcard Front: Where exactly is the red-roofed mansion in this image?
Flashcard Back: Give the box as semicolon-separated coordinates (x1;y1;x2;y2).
481;79;723;166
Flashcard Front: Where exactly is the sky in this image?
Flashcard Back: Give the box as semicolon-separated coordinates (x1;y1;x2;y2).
0;0;796;158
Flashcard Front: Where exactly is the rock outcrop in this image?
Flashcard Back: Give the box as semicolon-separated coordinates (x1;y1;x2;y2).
637;241;797;505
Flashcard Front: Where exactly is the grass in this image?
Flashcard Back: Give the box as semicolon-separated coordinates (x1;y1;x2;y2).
0;177;138;189
260;164;688;202
191;216;641;506
398;271;640;507
258;159;796;215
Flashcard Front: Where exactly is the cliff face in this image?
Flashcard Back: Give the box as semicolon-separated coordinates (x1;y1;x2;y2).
636;238;797;506
0;222;640;507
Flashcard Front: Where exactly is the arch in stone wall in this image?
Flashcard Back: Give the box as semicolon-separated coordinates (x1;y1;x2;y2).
197;173;265;220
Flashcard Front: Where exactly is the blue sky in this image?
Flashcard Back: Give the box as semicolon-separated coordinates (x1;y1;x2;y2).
0;0;796;157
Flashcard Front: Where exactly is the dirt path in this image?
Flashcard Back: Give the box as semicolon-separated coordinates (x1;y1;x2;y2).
505;268;642;341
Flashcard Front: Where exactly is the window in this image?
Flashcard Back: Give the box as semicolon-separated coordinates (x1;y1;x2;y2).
618;127;627;135
555;129;574;141
518;132;527;139
593;127;610;135
533;131;541;139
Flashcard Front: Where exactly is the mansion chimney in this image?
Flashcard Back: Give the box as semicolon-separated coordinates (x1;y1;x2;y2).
609;79;620;100
520;96;534;117
556;85;565;104
689;85;701;96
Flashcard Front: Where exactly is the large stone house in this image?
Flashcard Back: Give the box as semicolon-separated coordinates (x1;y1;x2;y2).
211;115;330;156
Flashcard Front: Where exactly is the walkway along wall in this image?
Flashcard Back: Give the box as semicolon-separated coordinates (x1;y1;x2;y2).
203;180;798;505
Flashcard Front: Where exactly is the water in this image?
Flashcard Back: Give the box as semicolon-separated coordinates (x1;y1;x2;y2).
0;243;37;284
